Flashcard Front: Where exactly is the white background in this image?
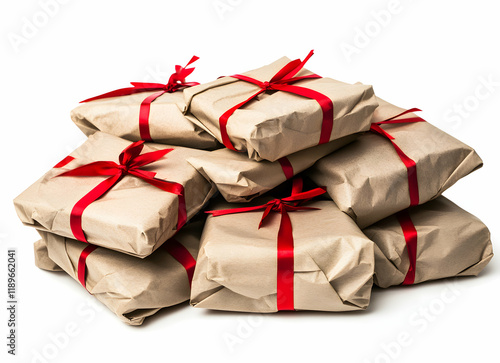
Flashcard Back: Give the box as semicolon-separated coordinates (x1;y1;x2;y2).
1;1;499;362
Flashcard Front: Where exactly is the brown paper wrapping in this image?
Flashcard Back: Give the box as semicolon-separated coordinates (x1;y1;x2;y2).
34;239;62;272
363;196;493;288
308;97;483;228
187;134;358;203
36;219;203;325
14;132;216;258
71;90;220;149
183;56;378;161
191;198;374;312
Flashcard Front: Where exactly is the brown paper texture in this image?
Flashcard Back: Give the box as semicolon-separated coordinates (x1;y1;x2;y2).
36;219;203;325
363;196;493;288
187;134;358;203
308;97;483;228
183;56;378;161
34;239;62;272
14;132;216;258
191;198;374;312
71;90;220;149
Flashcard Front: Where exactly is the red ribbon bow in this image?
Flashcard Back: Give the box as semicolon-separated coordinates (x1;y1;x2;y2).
207;179;326;311
57;140;187;244
81;56;200;141
369;108;425;207
219;50;334;151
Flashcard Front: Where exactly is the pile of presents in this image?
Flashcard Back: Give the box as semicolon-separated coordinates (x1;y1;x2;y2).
14;52;493;325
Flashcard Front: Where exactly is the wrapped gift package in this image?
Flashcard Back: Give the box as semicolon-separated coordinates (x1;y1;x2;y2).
308;97;483;228
190;194;375;313
71;57;219;149
13;52;493;324
36;218;203;325
14;132;216;258
183;51;378;161
364;196;493;288
187;134;357;203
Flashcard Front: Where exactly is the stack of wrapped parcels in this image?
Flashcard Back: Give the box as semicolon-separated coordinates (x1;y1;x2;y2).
15;52;493;325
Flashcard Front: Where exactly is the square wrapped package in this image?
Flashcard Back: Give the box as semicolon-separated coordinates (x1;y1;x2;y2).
71;57;219;149
14;132;216;258
364;197;493;288
35;218;203;325
183;51;377;161
191;196;374;312
308;97;483;228
187;134;357;203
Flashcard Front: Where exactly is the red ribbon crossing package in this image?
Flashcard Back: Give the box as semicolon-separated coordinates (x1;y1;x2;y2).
71;57;219;149
363;197;493;288
183;51;377;161
14;132;216;258
308;97;483;228
206;179;326;311
187;134;358;203
34;218;205;325
190;180;375;313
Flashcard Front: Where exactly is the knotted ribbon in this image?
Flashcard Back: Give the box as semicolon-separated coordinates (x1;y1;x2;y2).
57;140;187;244
219;50;334;151
370;108;425;285
81;56;200;141
206;179;326;311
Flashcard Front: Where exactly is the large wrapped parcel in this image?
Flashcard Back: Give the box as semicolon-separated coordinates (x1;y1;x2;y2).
187;134;357;203
308;97;483;228
183;51;377;161
71;57;219;149
191;194;374;312
34;219;203;325
364;197;493;288
14;132;216;258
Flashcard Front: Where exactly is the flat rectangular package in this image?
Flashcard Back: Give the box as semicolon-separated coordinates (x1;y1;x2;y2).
307;97;483;228
71;90;220;149
183;54;378;161
34;219;204;325
187;134;357;203
14;132;216;258
190;197;374;312
363;196;493;288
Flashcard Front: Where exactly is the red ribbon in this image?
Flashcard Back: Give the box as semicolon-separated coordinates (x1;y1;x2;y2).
370;108;425;206
57;140;186;243
77;244;98;289
218;50;334;151
81;56;200;141
277;157;294;179
53;155;75;169
396;210;418;285
76;237;196;291
163;238;196;287
206;179;326;311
